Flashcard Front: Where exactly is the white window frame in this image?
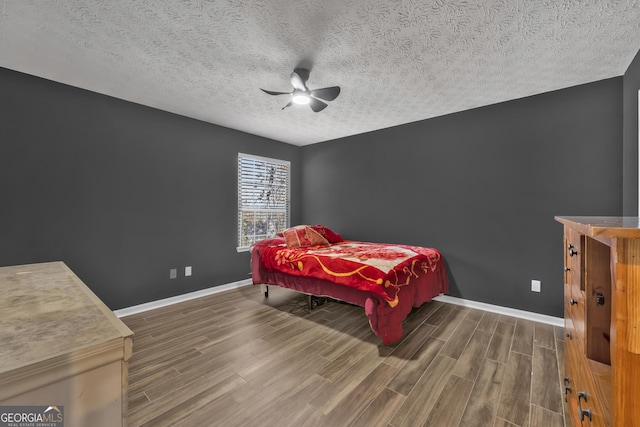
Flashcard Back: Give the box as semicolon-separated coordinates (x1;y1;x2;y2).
237;153;290;252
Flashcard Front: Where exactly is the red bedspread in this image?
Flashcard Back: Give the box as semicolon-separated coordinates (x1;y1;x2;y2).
252;238;449;344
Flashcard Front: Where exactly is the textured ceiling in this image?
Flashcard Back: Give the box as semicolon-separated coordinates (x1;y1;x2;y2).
1;1;640;146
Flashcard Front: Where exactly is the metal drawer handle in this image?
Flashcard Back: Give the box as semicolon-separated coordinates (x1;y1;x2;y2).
566;332;572;339
569;247;578;257
563;376;571;398
570;298;577;306
578;391;592;422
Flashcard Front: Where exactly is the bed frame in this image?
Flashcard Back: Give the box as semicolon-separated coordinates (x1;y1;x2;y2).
261;284;334;310
251;246;449;345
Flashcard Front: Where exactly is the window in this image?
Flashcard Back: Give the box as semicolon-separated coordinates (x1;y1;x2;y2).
237;153;290;251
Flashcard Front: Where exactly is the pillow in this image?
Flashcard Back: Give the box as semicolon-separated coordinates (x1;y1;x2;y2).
280;225;330;248
310;224;344;243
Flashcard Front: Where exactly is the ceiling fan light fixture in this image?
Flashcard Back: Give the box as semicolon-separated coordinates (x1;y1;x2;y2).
291;92;311;105
260;68;339;113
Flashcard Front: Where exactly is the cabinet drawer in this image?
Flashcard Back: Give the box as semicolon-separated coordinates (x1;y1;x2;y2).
565;292;585;347
566;354;607;426
586;359;611;425
564;312;575;343
569;296;586;345
564;332;582;426
564;276;572;320
565;228;584;293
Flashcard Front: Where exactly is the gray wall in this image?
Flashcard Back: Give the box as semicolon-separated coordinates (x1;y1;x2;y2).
1;64;629;318
623;48;640;215
0;67;301;309
301;78;623;317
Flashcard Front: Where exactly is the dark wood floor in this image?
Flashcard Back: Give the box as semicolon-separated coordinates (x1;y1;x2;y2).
122;285;567;427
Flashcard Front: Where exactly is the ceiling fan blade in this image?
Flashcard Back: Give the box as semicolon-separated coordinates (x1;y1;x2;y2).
281;101;294;110
309;97;328;113
311;86;340;101
290;68;309;91
261;89;291;96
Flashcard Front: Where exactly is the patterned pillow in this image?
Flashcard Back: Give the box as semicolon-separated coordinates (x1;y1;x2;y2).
281;225;330;248
310;224;344;243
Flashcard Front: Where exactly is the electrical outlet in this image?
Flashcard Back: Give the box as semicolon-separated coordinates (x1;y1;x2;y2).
531;279;541;292
185;266;192;277
170;268;177;279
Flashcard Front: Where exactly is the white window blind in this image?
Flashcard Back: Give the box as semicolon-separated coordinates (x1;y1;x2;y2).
237;153;290;251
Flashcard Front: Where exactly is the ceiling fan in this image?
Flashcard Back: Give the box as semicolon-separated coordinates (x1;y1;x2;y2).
261;68;340;113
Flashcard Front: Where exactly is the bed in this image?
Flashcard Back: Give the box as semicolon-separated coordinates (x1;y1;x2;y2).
251;225;449;345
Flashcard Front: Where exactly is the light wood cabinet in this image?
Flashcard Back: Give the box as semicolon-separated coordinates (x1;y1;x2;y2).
556;216;640;426
0;262;133;427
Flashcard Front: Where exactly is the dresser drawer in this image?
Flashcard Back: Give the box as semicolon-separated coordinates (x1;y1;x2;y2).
564;315;583;369
565;344;607;426
565;290;585;348
564;329;582;426
586;359;611;426
565;229;583;284
565;229;585;330
569;295;585;344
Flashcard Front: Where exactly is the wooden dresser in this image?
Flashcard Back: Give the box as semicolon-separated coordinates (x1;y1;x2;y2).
0;262;133;427
555;216;640;426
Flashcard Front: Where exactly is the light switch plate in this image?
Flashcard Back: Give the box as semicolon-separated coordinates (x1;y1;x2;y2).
531;279;541;292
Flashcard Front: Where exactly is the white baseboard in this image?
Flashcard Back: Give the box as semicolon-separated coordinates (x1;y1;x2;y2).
114;281;564;328
433;295;564;327
113;278;253;318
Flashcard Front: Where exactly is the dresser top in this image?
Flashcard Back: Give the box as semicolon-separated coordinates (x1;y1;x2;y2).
555;216;640;238
0;261;133;375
